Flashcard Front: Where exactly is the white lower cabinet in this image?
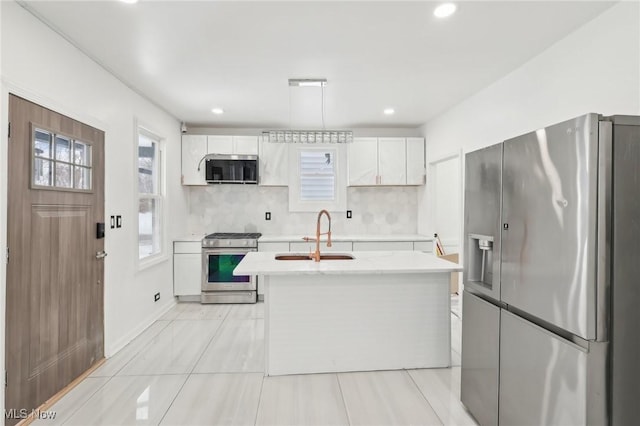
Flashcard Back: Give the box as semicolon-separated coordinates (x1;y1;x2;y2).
257;242;290;253
413;241;433;252
289;241;353;253
173;242;202;298
352;241;414;251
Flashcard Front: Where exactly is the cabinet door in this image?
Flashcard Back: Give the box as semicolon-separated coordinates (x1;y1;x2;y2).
289;241;353;253
181;135;208;185
259;140;289;186
348;137;378;185
173;253;202;296
378;138;406;185
174;241;202;254
233;136;258;156
352;241;413;251
413;241;432;252
207;135;233;155
258;242;290;252
406;137;425;185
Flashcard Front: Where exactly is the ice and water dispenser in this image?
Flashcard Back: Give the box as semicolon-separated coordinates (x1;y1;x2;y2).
467;233;495;288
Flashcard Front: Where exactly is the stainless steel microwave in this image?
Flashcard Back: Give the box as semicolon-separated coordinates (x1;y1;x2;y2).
205;154;258;184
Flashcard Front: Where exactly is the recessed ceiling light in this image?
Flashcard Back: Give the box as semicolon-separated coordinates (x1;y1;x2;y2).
434;3;457;18
383;108;395;115
211;108;224;115
120;0;138;4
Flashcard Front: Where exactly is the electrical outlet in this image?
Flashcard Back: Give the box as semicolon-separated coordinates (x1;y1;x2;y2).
265;212;271;221
110;216;115;229
346;210;352;219
116;215;122;228
154;292;160;302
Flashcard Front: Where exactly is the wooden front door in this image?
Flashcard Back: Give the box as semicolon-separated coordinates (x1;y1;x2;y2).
5;94;105;424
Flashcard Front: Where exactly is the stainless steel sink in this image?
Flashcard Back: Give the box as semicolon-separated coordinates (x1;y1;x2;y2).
275;253;354;261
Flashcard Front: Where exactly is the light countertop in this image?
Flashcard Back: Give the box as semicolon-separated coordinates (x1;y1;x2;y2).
234;251;461;276
173;234;206;242
258;234;433;243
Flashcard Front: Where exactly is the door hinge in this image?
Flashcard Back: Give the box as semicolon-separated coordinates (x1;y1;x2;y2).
5;371;7;387
7;122;10;139
5;247;8;264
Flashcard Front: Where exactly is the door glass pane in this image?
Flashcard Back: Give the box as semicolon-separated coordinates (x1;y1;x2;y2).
34;129;52;158
55;135;72;162
34;158;52;186
74;166;91;190
55;163;72;188
139;198;161;259
207;254;250;283
73;141;92;166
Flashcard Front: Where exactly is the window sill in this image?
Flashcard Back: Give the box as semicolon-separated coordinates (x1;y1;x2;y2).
138;252;169;272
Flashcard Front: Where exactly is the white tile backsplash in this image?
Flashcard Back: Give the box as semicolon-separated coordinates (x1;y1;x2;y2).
187;185;418;235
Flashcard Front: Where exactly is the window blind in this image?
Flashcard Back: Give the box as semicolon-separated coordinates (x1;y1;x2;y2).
299;150;335;201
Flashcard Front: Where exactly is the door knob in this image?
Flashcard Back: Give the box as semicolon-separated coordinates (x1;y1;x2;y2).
96;251;108;259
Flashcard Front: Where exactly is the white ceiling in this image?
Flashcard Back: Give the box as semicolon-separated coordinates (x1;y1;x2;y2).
21;1;614;129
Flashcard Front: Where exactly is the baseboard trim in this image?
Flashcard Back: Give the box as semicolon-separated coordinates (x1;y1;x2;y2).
17;358;106;426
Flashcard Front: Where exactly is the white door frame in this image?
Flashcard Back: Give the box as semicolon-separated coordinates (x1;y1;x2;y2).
427;149;464;254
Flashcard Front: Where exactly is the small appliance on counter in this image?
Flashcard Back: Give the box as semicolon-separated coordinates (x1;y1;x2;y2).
201;232;261;303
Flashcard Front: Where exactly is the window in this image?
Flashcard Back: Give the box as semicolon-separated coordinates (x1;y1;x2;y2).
299;150;335;201
32;128;92;191
288;144;347;212
138;130;163;260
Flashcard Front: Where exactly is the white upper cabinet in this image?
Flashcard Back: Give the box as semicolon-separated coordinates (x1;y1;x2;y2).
406;137;426;185
181;135;208;185
233;136;259;156
207;135;233;155
348;137;378;185
377;137;406;185
182;134;260;185
348;137;424;186
206;135;258;156
259;139;289;186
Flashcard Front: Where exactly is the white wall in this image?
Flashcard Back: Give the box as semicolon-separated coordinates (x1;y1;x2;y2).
0;1;188;400
418;1;640;237
0;0;5;415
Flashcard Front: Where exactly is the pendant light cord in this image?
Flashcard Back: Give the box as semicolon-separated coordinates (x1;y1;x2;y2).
321;84;325;130
289;84;292;130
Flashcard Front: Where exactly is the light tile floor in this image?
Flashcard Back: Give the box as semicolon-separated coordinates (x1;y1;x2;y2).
34;295;477;426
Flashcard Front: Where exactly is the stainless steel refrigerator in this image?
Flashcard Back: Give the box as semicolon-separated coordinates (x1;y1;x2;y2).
461;114;640;425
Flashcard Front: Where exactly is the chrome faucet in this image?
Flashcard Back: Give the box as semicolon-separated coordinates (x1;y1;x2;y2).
303;209;332;262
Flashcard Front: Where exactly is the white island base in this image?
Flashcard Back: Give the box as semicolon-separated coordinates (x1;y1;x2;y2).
263;271;451;376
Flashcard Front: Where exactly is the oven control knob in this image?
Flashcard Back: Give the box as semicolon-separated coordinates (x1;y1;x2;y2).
243;241;248;246
227;240;231;246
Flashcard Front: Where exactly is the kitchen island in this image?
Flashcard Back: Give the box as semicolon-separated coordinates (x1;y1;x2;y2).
234;251;461;376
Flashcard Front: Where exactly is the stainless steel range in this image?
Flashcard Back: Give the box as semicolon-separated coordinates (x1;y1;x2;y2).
201;232;261;304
